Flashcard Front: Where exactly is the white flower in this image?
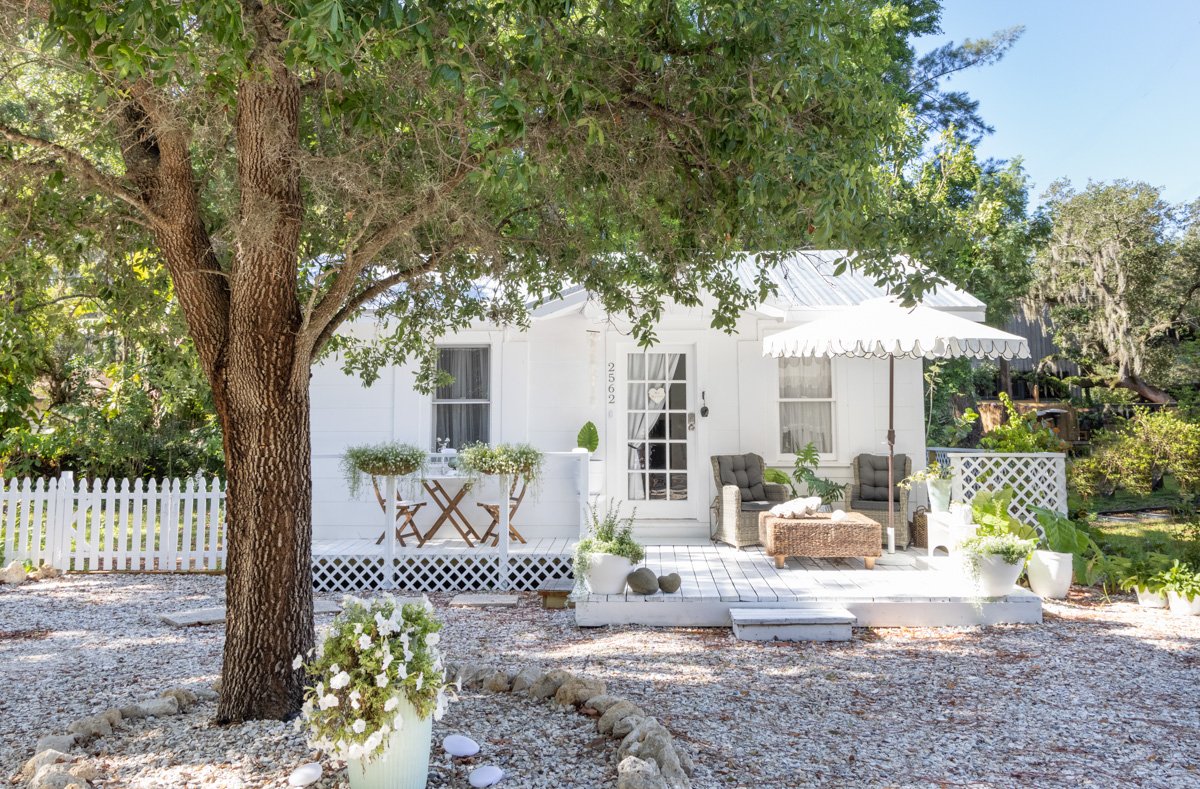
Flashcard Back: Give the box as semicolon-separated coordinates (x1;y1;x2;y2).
347;743;364;760
426;632;440;646
354;623;364;635
415;673;424;691
375;673;389;688
350;690;362;709
384;696;399;712
318;694;339;710
365;731;383;752
352;719;367;734
357;633;372;650
292;654;304;670
434;692;447;722
381;652;394;669
330;671;351;690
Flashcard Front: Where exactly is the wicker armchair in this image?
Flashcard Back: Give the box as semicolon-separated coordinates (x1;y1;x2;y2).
710;453;790;548
844;454;912;548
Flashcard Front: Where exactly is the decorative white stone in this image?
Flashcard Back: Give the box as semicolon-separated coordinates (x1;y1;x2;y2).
469;765;505;787
443;734;480;758
288;762;323;787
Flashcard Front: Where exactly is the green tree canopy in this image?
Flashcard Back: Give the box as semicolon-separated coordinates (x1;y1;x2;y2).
1031;180;1200;404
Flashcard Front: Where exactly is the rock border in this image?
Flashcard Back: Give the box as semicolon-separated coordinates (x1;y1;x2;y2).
446;661;695;789
17;685;215;789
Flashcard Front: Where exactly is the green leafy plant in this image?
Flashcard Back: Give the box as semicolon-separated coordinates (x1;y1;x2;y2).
1153;561;1200;602
970;488;1035;539
299;595;447;763
341;443;427;498
1115;551;1174;595
899;460;954;490
456;443;544;481
576;422;600;453
763;467;796;496
574;500;645;578
979;393;1069;453
960;533;1037;579
792;442;844;503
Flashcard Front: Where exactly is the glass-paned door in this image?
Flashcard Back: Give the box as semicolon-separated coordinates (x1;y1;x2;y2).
625;350;691;508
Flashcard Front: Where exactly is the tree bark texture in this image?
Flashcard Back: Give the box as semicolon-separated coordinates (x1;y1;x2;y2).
115;26;314;720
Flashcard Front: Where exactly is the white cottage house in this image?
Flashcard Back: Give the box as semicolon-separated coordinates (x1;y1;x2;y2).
309;250;988;548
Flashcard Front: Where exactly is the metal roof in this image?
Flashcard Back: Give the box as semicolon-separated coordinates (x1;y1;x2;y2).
735;250;985;313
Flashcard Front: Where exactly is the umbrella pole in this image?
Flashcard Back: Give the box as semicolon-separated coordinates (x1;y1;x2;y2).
887;355;896;553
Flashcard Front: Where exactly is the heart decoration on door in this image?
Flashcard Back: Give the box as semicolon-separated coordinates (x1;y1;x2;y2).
648;386;666;405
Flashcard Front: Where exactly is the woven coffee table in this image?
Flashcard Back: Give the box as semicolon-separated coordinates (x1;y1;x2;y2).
758;511;883;569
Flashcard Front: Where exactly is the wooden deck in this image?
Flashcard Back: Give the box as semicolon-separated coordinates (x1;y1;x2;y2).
574;544;1042;628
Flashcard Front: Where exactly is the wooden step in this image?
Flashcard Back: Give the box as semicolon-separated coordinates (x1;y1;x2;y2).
730;606;856;642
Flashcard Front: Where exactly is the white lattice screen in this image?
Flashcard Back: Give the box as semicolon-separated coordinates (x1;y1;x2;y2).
311;552;573;593
949;452;1067;526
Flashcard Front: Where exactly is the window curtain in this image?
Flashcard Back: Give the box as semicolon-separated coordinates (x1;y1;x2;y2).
778;357;833;454
434;348;490;449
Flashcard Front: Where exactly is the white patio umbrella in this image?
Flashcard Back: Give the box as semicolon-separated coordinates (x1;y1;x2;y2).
762;298;1030;546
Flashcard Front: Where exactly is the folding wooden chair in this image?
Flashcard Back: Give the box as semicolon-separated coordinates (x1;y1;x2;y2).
371;478;426;547
476;476;528;545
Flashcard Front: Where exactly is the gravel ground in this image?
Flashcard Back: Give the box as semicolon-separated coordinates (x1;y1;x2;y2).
2;574;1199;788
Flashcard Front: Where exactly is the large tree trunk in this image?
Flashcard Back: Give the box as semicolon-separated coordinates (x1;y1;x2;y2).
214;31;311;722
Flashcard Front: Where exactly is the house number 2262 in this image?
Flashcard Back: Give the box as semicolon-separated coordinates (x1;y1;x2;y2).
607;362;616;404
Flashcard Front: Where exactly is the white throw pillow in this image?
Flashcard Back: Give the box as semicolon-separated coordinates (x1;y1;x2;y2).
769;496;823;518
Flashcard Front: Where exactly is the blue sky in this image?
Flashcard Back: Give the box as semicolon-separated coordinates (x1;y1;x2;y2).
919;0;1200;206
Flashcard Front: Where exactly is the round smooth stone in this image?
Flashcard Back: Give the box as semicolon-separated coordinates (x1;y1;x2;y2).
469;765;505;787
443;734;481;758
288;762;322;787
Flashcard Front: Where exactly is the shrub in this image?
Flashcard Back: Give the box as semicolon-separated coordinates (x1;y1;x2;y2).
1069;409;1200;502
978;393;1069;453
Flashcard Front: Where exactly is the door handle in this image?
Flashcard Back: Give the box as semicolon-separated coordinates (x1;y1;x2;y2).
687;412;696;431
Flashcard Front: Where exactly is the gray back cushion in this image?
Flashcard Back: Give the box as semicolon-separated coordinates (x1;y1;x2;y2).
717;454;766;501
858;454;907;502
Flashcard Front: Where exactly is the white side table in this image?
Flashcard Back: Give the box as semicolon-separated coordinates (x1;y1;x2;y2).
926;512;978;557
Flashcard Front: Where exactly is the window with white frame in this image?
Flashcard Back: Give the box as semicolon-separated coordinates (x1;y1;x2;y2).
778;356;834;454
432;346;490;450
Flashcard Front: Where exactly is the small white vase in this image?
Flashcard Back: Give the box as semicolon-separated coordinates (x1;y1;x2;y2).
927;479;952;513
1135;588;1168;608
346;698;433;789
585;553;633;595
1027;550;1073;599
1166;591;1200;617
972;554;1025;597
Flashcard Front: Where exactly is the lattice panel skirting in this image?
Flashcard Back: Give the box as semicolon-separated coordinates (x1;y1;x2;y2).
950;452;1067;526
312;553;573;593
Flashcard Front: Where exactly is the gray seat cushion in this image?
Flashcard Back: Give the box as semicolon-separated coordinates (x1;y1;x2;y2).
857;454;907;502
716;454;767;501
851;498;901;512
739;500;773;513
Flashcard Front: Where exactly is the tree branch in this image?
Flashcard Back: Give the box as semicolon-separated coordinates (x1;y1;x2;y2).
0;124;163;227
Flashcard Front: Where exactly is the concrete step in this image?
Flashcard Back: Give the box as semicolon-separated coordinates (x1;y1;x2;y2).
730;605;856;642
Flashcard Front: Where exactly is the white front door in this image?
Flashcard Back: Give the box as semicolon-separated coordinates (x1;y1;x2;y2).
612;346;697;519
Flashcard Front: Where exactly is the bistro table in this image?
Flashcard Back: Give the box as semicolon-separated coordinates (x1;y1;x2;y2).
420;473;483;546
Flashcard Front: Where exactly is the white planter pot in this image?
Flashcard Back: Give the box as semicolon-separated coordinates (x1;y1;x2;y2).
585;553;633;595
1166;591;1200;617
927;479;952;513
346;698;432;789
1027;550;1073;599
1135;588;1168;608
972;554;1025;597
588;459;606;496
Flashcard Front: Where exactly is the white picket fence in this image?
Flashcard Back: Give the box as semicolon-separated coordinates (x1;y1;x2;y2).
1;473;226;572
948;451;1068;525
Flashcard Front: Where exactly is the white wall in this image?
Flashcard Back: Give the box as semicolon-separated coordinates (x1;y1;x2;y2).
310;306;929;542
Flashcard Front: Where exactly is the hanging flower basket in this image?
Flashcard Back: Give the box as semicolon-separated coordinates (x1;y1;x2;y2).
455;443;544;482
341;443;428;498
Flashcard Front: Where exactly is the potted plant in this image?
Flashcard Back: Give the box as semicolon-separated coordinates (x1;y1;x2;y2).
298;595;448;789
901;461;954;513
792;442;844;504
573;421;605;496
1116;552;1173;608
1154;561;1200;617
456;442;544;482
960;533;1037;597
1025;507;1091;599
341;443;428;501
574;500;646;595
